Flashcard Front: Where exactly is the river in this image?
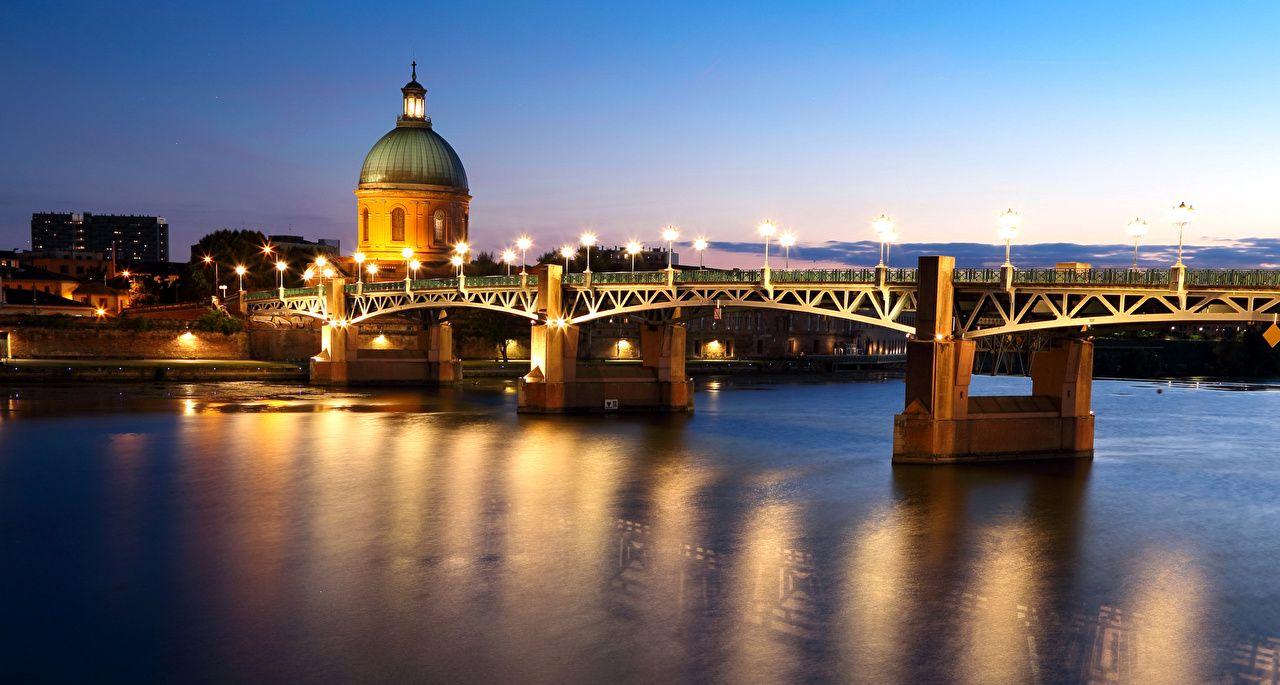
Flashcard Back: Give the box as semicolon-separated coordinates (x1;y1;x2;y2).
1;376;1278;683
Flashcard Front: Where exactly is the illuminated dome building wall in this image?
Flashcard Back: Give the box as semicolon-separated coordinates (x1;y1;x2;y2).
355;64;470;266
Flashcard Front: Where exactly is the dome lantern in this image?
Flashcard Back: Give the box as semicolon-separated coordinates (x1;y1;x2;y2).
399;61;428;125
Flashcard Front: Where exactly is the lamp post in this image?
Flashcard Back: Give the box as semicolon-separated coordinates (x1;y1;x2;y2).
401;247;414;287
453;242;470;278
275;261;287;289
996;208;1023;266
778;231;796;269
501;249;516;276
625;241;642;272
693;238;709;269
353;252;365;284
872;214;896;266
409;259;421;280
661;226;680;271
202;255;219;294
366;262;379;282
516;235;532;275
450;254;464;277
234;265;247;293
579;232;597;274
1171;201;1195;266
560;245;575;273
1126;217;1149;270
757;220;777;268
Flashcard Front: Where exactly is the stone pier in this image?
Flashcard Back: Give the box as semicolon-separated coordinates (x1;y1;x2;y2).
892;256;1094;463
518;264;693;413
310;278;461;386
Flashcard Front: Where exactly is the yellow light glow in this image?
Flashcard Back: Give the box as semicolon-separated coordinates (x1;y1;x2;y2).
661;225;680;242
373;334;388;346
401;247;414;259
579;232;597;247
201;255;213;264
234;265;247;276
449;255;463;267
120;270;131;278
453;241;470;256
996;208;1023;239
693;238;709;251
275;261;287;272
322;267;335;278
409;260;421;271
1127;217;1150;238
516;235;533;251
617;339;631;350
778;231;797;248
315;256;328;267
625;240;643;255
366;263;379;275
180;331;196;343
353;252;366;264
872;213;895;235
559;245;575;259
757;220;777;237
1170;201;1195;225
94;307;107;317
501;249;516;264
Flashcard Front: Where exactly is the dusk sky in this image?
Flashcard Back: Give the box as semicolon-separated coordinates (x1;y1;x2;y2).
3;1;1279;266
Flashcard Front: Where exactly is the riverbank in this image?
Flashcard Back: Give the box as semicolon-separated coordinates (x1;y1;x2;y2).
0;358;306;382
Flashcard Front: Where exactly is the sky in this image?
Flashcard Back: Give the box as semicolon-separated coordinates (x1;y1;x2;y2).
2;1;1279;267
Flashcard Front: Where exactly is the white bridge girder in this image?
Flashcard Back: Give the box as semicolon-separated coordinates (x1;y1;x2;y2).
247;280;1280;336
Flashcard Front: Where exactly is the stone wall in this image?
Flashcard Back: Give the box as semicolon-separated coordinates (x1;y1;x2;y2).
5;327;248;360
247;328;321;362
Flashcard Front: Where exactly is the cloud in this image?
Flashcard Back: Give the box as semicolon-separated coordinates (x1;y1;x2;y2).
709;239;1280;268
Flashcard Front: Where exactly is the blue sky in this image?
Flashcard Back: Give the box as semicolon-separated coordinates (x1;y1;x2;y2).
2;1;1278;266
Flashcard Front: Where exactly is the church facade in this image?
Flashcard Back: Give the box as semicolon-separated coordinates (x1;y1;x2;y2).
354;64;470;265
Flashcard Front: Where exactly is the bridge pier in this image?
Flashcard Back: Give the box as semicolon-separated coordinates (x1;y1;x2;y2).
518;264;693;413
892;256;1094;463
310;278;461;385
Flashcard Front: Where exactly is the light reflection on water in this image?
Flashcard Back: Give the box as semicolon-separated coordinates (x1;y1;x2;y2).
0;377;1279;683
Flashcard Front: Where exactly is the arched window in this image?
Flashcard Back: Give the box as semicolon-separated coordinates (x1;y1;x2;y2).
433;209;445;244
361;208;369;241
391;208;405;242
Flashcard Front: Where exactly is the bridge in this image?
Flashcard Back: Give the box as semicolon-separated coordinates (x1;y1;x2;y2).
243;257;1280;464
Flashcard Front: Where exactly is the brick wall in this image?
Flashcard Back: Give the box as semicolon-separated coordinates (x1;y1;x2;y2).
6;327;248;360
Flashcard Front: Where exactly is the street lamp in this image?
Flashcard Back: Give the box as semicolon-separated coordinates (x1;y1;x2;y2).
501;249;516;276
261;243;274;257
453;242;470;278
661;225;680;271
757;220;777;268
579;232;597;273
234;265;247;293
450;254;464;277
996;209;1023;266
274;260;287;289
202;255;219;293
366;262;379;282
353;252;366;284
1171;201;1195;265
872;214;897;266
303;268;315;283
693;237;709;269
778;231;797;269
1126;217;1149;270
409;259;421;280
401;247;414;285
516;235;533;275
559;245;575;273
322;267;335;279
625;241;643;272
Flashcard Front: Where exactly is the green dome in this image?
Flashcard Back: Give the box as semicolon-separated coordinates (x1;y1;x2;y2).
359;125;469;190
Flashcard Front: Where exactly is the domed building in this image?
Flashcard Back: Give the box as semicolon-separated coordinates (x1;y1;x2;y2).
355;64;470;265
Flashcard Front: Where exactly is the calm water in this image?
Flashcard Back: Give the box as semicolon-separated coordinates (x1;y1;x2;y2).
2;376;1279;684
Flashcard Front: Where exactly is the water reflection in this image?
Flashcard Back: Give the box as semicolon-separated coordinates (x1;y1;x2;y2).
0;381;1277;683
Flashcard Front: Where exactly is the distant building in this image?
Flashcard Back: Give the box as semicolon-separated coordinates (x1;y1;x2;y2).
268;235;341;258
31;212;170;262
26;250;117;279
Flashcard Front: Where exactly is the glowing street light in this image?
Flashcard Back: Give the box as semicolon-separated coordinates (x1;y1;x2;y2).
1126;217;1149;270
95;307;107;319
996;209;1023;266
693;237;709;269
401;247;415;285
872;214;898;266
625;241;643;272
322;267;335;279
516;235;533;275
661;225;680;271
449;254;464;277
120;269;131;279
274;260;287;289
234;265;247;293
303;268;315;282
315;255;328;269
452;242;470;278
757;220;777;268
353;252;366;284
778;231;797;269
579;232;597;273
501;249;517;276
409;259;421;280
202;255;219;293
559;244;576;273
1171;201;1195;266
366;262;379;282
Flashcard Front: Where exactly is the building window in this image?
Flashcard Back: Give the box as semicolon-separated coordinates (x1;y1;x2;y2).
362;209;370;242
433;209;445;244
391;208;406;242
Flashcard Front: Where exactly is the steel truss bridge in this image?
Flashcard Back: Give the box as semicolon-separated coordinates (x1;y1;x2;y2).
244;266;1280;337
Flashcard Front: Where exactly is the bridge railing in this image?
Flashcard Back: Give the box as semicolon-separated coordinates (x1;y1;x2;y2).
244;290;277;302
590;271;668;285
1186;269;1280;288
1010;268;1172;286
678;269;764;284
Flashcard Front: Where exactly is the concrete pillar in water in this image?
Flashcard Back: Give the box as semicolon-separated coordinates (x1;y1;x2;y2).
892;256;1094;463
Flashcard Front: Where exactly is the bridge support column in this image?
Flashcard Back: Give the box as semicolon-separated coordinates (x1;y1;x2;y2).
517;263;693;413
892;256;1094;463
